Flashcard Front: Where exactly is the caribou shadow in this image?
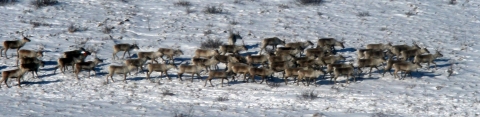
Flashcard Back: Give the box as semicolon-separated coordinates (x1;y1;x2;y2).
390;70;439;80
173;57;192;64
96;63;109;68
144;73;177;80
245;43;259;50
240;51;260;56
22;79;62;85
246;75;277;84
44;60;57;66
348;77;380;83
226;80;246;85
40;72;60;77
178;74;204;82
337;47;356;53
41;50;54;53
266;75;287;84
227;74;251;84
420;63;451;70
0;66;7;71
126;76;145;81
94;72;108;76
415;71;441;78
434;58;450;62
128;54;138;58
313;76;379;86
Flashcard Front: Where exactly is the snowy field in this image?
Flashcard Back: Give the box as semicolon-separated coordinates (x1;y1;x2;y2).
0;0;479;116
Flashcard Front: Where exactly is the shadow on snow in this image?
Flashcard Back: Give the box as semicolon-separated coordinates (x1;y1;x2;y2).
22;79;63;86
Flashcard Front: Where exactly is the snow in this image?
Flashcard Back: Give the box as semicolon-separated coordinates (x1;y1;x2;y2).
1;0;479;116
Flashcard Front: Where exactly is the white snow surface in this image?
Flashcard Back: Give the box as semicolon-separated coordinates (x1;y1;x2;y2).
1;0;479;116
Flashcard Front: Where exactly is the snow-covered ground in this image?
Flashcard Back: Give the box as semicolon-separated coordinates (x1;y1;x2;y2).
0;0;479;116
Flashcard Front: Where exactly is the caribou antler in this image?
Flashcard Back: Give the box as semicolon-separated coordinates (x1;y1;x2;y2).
20;31;26;38
412;40;421;47
228;28;233;34
434;46;439;51
37;43;45;51
449;60;454;76
86;45;99;55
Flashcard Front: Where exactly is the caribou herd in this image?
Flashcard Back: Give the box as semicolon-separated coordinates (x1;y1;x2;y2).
0;32;446;88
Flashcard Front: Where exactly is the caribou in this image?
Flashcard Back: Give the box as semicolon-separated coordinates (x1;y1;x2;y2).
0;65;31;88
2;33;31;58
297;69;325;86
54;55;85;74
305;46;331;58
105;64;138;83
177;63;206;82
413;50;443;70
191;56;220;72
62;48;92;64
399;47;430;61
283;67;309;85
218;45;247;55
248;67;275;84
146;63;178;81
393;62;422;80
285;40;314;55
74;57;104;80
227;31;243;45
246;54;269;67
16;49;43;66
204;70;233;87
112;43;140;60
194;49;219;58
259;37;285;54
124;57;148;74
332;65;355;84
19;57;45;79
382;56;408;76
357;57;386;77
317;38;345;52
158;48;184;63
366;42;392;51
137;51;164;63
227;62;251;82
389;42;420;57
